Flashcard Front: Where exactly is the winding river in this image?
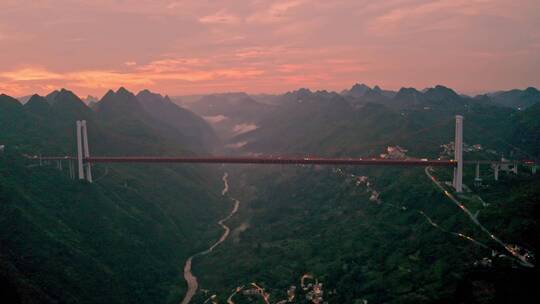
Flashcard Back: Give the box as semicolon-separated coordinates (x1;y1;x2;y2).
180;172;240;304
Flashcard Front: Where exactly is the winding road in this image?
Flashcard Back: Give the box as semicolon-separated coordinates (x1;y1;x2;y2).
425;166;534;267
180;172;240;304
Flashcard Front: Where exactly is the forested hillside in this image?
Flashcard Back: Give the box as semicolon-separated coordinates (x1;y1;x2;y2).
192;163;540;303
0;89;227;303
1;84;539;304
182;85;540;303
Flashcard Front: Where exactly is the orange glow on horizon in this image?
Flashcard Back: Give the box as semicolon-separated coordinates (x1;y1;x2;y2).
0;0;538;97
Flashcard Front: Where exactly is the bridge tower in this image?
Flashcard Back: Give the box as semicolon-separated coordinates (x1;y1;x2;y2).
453;115;464;192
76;121;84;180
76;120;93;183
474;161;482;187
492;163;500;181
81;120;93;182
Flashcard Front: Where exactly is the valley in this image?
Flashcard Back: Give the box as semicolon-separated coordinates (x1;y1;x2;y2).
1;83;540;303
2;2;539;303
181;173;240;304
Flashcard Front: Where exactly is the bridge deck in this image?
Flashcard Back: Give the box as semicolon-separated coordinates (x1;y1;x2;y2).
28;156;538;166
85;156;456;167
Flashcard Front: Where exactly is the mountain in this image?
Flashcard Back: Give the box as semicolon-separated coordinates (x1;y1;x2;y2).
512;101;540;155
228;84;521;159
82;95;99;104
0;93;22;111
391;87;425;107
0;90;229;304
178;92;274;141
249;93;283;105
342;83;371;98
362;86;391;104
188;92;273;122
424;85;460;102
136;90;218;151
94;87;205;154
23;94;51;116
16;95;33;104
47;88;94;120
342;84;396;106
95;87;145;118
230;89;357;153
488;87;540;109
0;94;24;133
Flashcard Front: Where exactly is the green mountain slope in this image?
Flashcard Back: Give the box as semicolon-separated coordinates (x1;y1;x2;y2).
136;90;218;151
189;85;540;303
0;90;228;304
489;87;540;109
195;164;540;303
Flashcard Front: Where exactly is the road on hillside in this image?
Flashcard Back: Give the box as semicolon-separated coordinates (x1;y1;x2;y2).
425;166;534;268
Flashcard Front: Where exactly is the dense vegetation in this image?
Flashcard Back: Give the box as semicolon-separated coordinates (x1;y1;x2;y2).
1;84;539;303
194;161;540;303
184;85;540;303
0;89;228;303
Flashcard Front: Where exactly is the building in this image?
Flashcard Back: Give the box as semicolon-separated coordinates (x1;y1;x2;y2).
472;144;483;151
0;145;5;153
356;176;368;185
441;142;483;156
500;157;518;174
381;146;408;159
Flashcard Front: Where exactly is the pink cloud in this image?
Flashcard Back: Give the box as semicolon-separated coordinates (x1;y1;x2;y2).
0;0;538;96
246;0;310;24
199;10;241;24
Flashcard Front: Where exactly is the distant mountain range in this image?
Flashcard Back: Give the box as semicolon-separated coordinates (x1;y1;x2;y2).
172;84;539;111
169;84;539;150
339;84;540;110
171;92;274;140
16;84;540;111
197;85;536;158
487;87;540;109
5;83;540;157
7;83;539;156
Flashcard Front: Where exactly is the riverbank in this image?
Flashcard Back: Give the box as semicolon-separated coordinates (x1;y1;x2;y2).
180;172;240;304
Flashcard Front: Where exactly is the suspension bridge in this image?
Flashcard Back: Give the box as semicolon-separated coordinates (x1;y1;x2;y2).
25;116;537;193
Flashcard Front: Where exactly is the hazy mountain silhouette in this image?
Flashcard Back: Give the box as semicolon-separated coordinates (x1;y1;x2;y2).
136;89;218;150
179;92;274;140
488;87;540;109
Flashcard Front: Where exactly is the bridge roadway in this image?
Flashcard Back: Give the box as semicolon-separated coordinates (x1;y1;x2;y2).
84;156;456;167
28;155;538;166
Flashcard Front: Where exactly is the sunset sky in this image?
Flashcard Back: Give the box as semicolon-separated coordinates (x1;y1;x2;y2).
1;0;539;97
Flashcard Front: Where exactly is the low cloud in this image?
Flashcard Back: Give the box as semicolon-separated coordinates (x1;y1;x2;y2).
0;62;265;96
0;68;63;81
203;115;228;123
225;141;248;149
232;123;258;135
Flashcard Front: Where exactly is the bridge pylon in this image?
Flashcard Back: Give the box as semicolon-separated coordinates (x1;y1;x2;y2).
453;115;463;192
76;120;93;183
